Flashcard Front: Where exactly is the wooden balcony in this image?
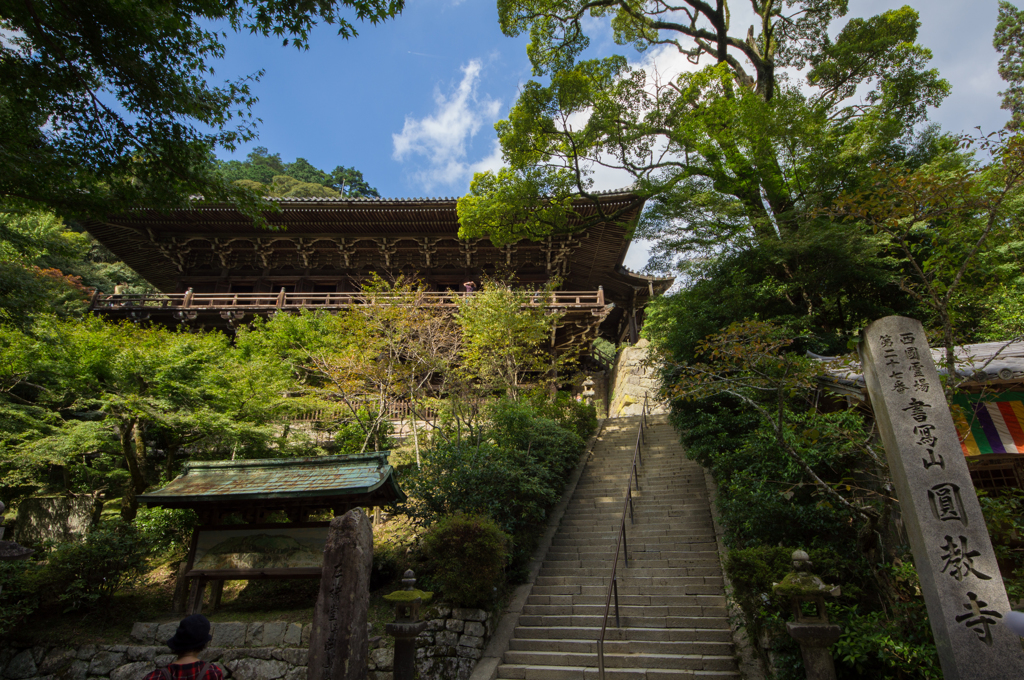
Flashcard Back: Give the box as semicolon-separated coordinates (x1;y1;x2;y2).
88;289;612;348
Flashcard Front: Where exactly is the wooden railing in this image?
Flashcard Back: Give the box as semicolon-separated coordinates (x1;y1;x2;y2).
597;394;648;680
90;289;607;312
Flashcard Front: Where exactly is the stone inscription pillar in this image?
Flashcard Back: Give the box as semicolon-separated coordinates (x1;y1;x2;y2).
860;316;1024;678
307;508;373;680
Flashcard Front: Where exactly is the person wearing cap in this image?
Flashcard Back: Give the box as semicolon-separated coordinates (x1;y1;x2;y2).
143;614;223;680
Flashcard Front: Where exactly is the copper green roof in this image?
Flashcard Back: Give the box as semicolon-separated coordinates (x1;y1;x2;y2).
139;453;406;508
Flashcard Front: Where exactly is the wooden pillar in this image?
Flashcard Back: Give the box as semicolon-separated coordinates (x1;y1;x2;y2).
208;580;224;613
186;576;208;615
172;561;190;614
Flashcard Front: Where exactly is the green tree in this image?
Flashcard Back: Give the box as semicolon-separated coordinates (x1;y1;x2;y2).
268;176;342;198
458;1;948;260
216;151;381;198
830;132;1024;386
0;318;303;518
996;1;1024;131
328;166;382;198
0;0;402;218
457;283;572;398
217;147;288;186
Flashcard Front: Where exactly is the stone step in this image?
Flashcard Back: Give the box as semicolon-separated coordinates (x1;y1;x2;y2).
539;560;722;572
545;549;719;559
520;604;729;618
536;566;721;579
533;585;726;599
513;627;734;643
496;664;740;680
516;614;730;629
508;638;733;656
532;577;724;593
496;420;738;680
526;592;726;608
503;651;737;672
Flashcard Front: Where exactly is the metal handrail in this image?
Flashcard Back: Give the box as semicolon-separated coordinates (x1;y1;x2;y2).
597;394;648;680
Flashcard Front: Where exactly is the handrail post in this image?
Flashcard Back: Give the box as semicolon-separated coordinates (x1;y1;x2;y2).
622;523;629;567
613;577;620;628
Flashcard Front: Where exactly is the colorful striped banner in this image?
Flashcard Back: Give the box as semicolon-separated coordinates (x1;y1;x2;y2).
951;393;1024;456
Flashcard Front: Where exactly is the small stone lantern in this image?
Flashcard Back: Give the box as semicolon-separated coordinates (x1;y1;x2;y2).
772;550;842;680
384;570;433;680
581;376;596;406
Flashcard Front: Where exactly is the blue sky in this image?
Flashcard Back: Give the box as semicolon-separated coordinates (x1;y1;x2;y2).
211;0;1012;268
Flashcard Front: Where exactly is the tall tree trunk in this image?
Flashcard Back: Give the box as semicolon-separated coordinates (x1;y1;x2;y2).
120;418;146;521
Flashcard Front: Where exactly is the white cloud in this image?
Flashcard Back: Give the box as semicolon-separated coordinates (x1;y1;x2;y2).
392;60;502;192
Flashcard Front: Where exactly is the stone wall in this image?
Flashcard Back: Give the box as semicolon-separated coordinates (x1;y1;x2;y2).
13;495;101;545
394;606;493;680
608;339;667;417
1;608;494;680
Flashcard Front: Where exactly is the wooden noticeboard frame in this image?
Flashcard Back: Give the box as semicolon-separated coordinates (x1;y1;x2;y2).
184;521;330;580
181;521;330;618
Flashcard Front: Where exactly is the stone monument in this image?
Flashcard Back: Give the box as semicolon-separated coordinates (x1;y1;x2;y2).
307;508;373;680
860;316;1024;678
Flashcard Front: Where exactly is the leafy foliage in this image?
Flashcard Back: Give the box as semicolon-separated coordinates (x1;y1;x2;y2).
0;560;40;636
418;513;510;608
996;1;1024;131
978;488;1024;602
404;397;590;574
460;1;947;258
0;316;310;517
216;147;381;198
34;520;151;611
0;211;158;326
0;0;401;218
726;546;940;679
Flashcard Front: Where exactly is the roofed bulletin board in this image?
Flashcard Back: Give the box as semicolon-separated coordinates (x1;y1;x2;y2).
951;392;1024;456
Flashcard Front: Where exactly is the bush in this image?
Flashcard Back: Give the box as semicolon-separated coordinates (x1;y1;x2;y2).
333;407;396;454
419;513;510;608
525;390;598;441
0;560;40;636
832;604;940;679
38;520;151;610
405;399;588;575
405;441;556;547
488;398;587;483
134;506;198;557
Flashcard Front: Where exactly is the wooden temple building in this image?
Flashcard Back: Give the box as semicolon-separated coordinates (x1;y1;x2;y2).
84;190;672;349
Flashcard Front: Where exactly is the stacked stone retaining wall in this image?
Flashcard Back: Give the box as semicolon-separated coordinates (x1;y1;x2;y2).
1;607;494;680
608;339;668;417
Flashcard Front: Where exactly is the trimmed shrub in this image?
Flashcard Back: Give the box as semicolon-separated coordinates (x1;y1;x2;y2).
419;513;510;608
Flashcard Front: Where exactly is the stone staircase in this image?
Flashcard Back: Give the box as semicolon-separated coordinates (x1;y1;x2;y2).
497;415;740;680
